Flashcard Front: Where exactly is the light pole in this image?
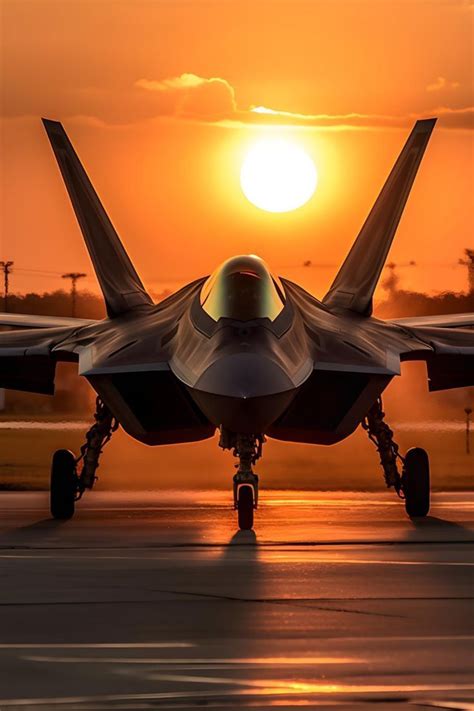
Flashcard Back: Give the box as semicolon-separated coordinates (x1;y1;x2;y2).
0;261;14;312
62;272;86;317
458;249;474;295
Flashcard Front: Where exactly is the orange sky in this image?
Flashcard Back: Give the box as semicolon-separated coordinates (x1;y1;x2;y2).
1;0;473;299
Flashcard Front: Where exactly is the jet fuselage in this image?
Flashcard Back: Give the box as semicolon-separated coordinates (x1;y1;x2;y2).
75;257;399;447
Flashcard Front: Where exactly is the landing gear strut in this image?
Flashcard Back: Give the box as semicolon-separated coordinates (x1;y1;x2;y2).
219;430;264;530
50;397;118;520
362;398;430;517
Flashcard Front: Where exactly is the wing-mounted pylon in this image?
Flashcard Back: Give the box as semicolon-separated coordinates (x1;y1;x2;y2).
0;325;80;394
42;119;153;318
323;119;437;316
396;321;474;391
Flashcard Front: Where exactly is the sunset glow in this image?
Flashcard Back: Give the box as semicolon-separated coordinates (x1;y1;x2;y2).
1;0;472;296
240;139;318;213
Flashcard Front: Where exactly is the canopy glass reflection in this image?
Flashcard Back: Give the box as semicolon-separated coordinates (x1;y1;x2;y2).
201;255;285;322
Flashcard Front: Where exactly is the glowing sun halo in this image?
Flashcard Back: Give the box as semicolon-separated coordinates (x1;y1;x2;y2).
240;138;318;213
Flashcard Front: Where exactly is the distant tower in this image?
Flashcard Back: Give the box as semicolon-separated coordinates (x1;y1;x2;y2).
0;261;14;312
62;272;87;317
459;249;474;295
383;261;416;297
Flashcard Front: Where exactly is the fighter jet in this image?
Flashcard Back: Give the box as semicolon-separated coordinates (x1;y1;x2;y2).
1;118;472;529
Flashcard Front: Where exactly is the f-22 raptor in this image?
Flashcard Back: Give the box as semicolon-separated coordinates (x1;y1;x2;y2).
1;118;473;529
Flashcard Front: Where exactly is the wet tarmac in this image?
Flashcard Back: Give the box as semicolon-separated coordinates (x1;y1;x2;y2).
0;490;473;709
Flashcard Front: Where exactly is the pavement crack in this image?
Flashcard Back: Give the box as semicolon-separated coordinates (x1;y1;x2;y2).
0;595;472;607
143;589;406;618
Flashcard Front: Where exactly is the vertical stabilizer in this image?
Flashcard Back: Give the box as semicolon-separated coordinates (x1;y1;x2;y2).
323;119;436;316
43;119;153;317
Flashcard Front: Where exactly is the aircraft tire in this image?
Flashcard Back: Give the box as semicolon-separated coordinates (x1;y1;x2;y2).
50;449;77;520
237;485;254;530
402;447;430;518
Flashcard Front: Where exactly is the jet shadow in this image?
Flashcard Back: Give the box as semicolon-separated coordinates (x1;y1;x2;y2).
217;528;261;598
1;517;68;546
406;515;474;542
16;518;66;532
227;528;258;546
190;527;263;672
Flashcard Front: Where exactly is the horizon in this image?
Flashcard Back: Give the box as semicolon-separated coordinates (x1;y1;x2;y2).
4;260;474;302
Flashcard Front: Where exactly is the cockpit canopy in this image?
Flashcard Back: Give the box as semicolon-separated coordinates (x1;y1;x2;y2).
200;255;285;322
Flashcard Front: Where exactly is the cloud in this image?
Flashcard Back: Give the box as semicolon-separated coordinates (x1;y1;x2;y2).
135;73;236;119
136;74;206;91
134;73;472;130
426;76;460;92
17;72;469;131
233;105;473;131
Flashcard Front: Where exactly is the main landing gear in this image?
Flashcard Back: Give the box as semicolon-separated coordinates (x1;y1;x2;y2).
219;430;264;530
50;397;118;520
362;398;430;517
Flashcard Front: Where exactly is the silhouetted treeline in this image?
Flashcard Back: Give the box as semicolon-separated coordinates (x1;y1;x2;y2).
375;290;474;319
5;287;473;320
6;288;171;320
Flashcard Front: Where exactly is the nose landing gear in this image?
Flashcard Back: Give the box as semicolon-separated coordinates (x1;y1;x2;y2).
49;397;118;520
363;398;430;517
220;430;264;530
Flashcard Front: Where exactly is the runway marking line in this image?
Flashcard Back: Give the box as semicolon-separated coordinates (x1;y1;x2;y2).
0;635;472;652
0;642;194;649
1;552;473;566
23;655;359;665
1;539;474;551
2;501;474;512
1;681;474;707
125;673;474;695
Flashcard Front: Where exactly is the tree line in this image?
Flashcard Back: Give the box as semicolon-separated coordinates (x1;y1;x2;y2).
5;286;473;320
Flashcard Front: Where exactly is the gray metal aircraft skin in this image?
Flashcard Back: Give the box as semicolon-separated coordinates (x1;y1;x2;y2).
1;118;473;449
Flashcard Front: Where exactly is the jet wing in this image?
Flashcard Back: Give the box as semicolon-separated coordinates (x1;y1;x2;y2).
0;326;80;394
390;313;474;329
0;313;96;329
398;323;474;391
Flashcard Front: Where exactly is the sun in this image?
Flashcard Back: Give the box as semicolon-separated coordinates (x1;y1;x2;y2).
240;138;318;213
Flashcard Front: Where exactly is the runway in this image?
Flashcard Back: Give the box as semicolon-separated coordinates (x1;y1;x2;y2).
0;490;473;709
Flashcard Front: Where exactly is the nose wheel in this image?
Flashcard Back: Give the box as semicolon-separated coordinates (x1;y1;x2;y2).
220;430;263;530
236;484;255;530
233;468;259;531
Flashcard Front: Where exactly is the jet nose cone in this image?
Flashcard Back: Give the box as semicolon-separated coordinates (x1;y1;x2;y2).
194;353;294;399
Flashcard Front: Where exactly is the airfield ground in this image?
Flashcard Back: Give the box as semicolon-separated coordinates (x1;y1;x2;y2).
0;422;472;491
0;490;472;709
